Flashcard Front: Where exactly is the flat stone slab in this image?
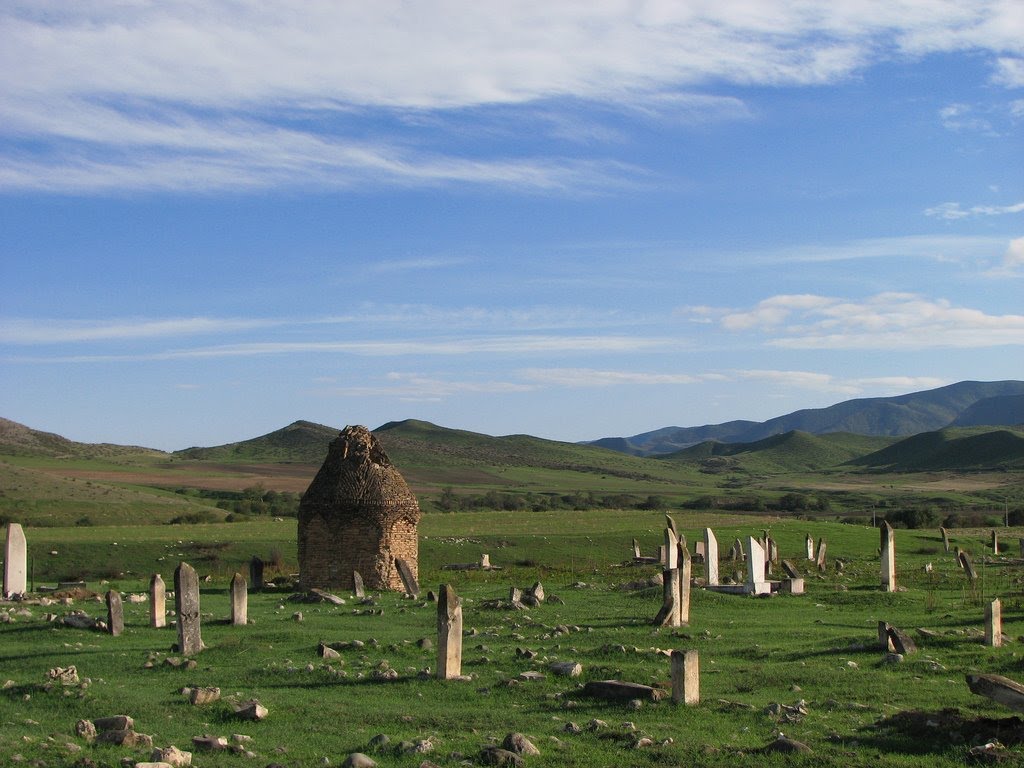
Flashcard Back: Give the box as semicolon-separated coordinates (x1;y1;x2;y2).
582;680;664;702
967;673;1024;713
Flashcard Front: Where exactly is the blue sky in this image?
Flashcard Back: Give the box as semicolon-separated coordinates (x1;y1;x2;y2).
1;2;1022;451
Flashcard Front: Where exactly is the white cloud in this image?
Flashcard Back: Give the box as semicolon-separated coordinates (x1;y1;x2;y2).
733;370;948;396
519;368;722;388
316;372;534;400
993;57;1024;87
2;2;1023;193
717;292;1024;349
987;236;1024;276
0;317;278;344
925;200;1024;219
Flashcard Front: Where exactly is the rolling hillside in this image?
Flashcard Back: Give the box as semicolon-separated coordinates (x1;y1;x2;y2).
0;417;165;459
851;427;1024;471
173;420;340;463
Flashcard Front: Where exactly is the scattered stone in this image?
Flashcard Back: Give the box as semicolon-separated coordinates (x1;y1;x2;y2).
479;746;524;766
762;734;812;754
582;680;663;703
150;746;192;767
187;687;220;705
502;733;540;756
49;666;79;685
191;735;228;751
340;753;376;768
74;720;96;742
233;700;268;721
549;661;582;677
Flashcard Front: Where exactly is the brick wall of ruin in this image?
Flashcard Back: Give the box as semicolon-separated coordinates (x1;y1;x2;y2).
298;504;418;591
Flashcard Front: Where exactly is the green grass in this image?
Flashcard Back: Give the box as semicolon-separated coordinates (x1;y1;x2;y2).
3;513;1024;767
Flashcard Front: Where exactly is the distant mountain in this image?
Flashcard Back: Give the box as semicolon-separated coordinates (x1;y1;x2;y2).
949;394;1024;428
851;427;1024;471
0;417;164;459
587;380;1024;456
172;420;341;463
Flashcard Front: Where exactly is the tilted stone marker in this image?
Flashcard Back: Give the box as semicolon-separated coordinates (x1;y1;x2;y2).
352;570;366;599
105;590;124;636
703;528;719;586
665;514;678;536
230;572;248;626
878;621;895;651
436;583;463;679
815;538;827;571
958;551;978;582
3;522;27;598
655;527;682;627
967;673;1024;713
149;573;166;628
395;558;420;597
782;560;800;579
985;598;1002;648
671;649;699;705
174;562;203;655
632;538;642;559
887;625;917;655
880;521;896;592
940;527;950;553
249;556;264;592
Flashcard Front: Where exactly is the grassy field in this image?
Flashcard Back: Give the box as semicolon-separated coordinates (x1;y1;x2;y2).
3;511;1024;767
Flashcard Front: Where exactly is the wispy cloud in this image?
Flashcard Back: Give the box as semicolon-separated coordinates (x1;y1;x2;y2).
733;370;948;396
519;368;726;388
925;200;1024;220
2;2;1022;194
0;317;279;344
314;372;534;401
717;292;1024;350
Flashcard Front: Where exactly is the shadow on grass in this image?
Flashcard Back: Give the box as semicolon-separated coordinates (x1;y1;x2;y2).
858;707;1024;756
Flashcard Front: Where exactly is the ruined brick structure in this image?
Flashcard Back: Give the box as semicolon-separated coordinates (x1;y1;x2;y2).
298;425;420;591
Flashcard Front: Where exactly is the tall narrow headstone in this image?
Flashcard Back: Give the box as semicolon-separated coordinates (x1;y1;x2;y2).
991;530;1000;555
665;515;678;536
678;546;692;625
105;590;124;636
815;538;827;571
878;620;894;651
174;562;203;655
703;529;719;586
985;599;1002;648
657;566;681;627
745;537;770;595
249;556;264;592
632;539;642;559
149;574;166;628
940;527;950;553
880;522;896;592
230;573;248;626
396;558;420;597
766;536;779;564
352;570;366;599
3;522;27;598
436;584;463;679
959;551;978;582
665;528;679;571
670;649;699;705
805;533;815;560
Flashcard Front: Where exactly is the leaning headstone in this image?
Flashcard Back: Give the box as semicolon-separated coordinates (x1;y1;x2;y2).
230;573;247;626
664;528;679;570
248;556;264;592
105;590;124;636
670;649;699;705
149;574;166;628
966;674;1024;713
678;546;692;625
3;522;27;598
781;560;800;579
887;626;917;655
436;584;463;679
395;558;420;597
352;571;366;599
880;522;896;593
878;621;895;651
745;537;770;595
656;566;681;627
959;551;978;582
665;514;678;536
805;533;815;560
815;539;827;571
985;598;1002;648
632;539;642;559
703;528;719;586
940;527;950;553
174;562;203;655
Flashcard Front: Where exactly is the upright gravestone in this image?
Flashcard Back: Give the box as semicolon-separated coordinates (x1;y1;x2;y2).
436;584;463;679
940;527;950;553
230;572;248;626
678;546;692;625
632;539;642;559
249;556;264;592
395;558;420;597
985;599;1002;648
806;533;815;560
3;522;27;598
149;573;166;628
880;521;896;593
745;537;770;595
703;528;719;586
991;530;1000;555
815;538;827;571
352;571;366;599
174;562;203;655
670;649;699;705
656;527;681;627
105;590;124;636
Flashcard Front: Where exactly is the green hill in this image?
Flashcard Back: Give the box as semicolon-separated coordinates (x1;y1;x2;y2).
0;417;165;460
852;427;1024;471
173;420;341;463
660;430;894;473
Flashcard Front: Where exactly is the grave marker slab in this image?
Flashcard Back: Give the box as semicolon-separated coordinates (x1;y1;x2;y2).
352;570;366;599
985;598;1002;648
174;562;203;655
149;574;166;628
940;527;950;553
815;538;827;571
805;533;815;560
249;556;264;592
703;529;719;586
105;590;124;636
436;583;463;679
230;572;248;626
959;551;978;582
745;537;770;595
3;522;27;598
678;546;692;625
670;649;699;705
880;522;896;593
395;558;420;597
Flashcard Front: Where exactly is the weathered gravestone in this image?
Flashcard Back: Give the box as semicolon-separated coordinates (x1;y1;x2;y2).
967;674;1024;713
880;521;896;592
703;528;719;586
298;425;420;593
670;649;699;706
3;522;27;598
249;556;264;592
815;538;827;571
805;533;815;560
149;573;166;628
655;528;681;627
352;570;366;599
985;598;1002;648
436;583;463;679
991;530;1000;555
959;551;978;582
745;537;770;595
940;526;950;553
678;545;692;625
105;590;124;636
174;562;203;655
230;572;247;626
